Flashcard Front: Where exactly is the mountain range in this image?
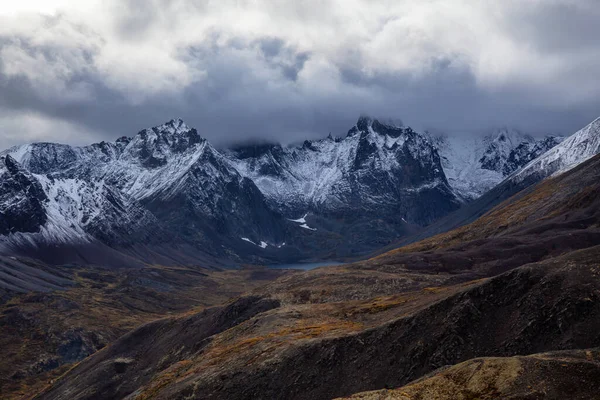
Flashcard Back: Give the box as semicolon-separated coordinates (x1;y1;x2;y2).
2;115;593;267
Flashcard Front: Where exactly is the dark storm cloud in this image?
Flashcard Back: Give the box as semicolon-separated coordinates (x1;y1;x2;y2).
0;0;599;150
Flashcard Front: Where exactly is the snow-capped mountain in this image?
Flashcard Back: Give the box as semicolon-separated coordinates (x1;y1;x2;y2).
432;128;563;200
0;117;464;265
0;115;595;266
0;151;170;262
512;117;600;184
0;119;291;265
479;128;535;173
392;115;600;248
225;116;460;225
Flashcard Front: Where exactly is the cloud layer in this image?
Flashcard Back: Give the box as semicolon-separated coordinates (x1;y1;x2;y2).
0;0;599;150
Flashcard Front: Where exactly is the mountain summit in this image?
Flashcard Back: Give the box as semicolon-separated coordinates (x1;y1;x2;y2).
227;116;458;221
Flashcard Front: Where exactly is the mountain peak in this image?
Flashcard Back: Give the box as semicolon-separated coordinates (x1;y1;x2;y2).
145;119;203;144
350;116;409;139
489;127;533;146
124;120;205;168
156;118;191;135
167;117;187;127
356;115;374;132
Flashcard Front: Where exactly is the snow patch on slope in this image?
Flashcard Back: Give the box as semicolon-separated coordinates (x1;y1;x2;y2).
289;213;308;223
240;237;271;248
288;213;317;231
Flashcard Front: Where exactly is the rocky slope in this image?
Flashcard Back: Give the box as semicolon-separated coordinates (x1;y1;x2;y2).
32;154;600;400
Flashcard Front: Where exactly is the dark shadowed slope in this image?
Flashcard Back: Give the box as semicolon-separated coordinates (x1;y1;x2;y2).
0;256;74;301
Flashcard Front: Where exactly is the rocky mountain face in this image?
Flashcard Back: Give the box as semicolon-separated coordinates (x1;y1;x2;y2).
502;135;564;175
0;155;48;235
226;116;460;224
432;128;563;200
512;116;600;184
0;116;593;266
0;117;462;265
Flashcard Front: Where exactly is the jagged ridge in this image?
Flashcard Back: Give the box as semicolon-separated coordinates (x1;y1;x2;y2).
1;115;597;266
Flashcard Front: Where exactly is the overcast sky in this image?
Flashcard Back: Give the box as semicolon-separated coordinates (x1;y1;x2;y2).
0;0;599;150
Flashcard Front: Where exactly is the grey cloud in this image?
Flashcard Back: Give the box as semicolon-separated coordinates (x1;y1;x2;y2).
281;52;310;81
111;0;210;40
0;1;599;151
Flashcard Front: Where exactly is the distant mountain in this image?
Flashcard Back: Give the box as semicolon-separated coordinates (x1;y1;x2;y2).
1;114;594;266
512;116;600;183
389;116;600;248
225;116;460;224
0;117;464;265
431;128;563;200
